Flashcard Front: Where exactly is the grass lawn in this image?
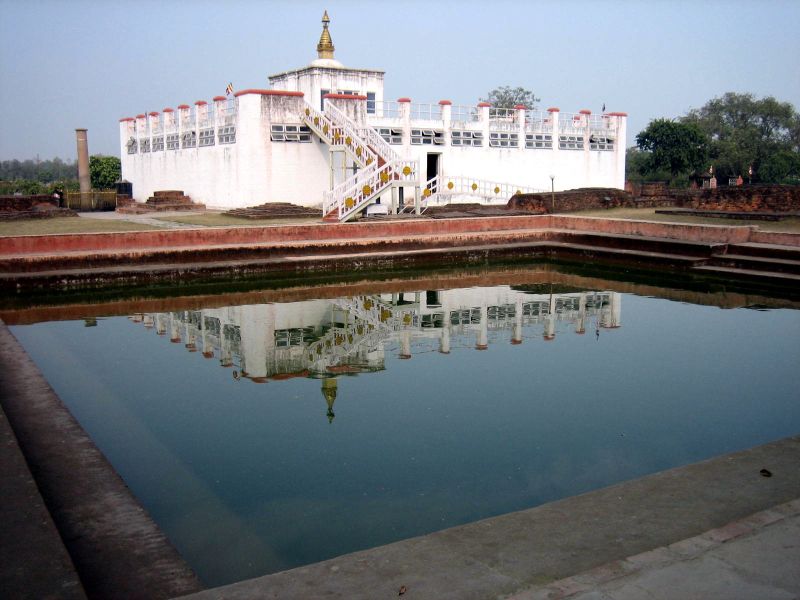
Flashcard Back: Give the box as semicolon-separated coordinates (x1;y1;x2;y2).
570;207;800;233
0;217;161;236
155;214;321;227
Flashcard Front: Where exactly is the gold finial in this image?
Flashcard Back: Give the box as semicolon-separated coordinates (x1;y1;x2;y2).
317;10;335;59
321;378;338;423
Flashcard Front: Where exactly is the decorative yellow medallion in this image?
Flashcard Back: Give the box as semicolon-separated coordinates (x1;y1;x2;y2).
334;132;341;142
355;146;362;157
323;124;329;135
345;197;354;208
335;335;343;346
403;314;412;325
422;188;431;197
314;117;319;126
347;334;353;344
345;136;352;146
471;182;478;191
494;186;500;194
366;157;373;165
363;299;372;310
447;181;454;190
380;171;389;183
362;184;372;196
402;166;412;176
380;309;392;322
305;108;310;116
356;325;364;335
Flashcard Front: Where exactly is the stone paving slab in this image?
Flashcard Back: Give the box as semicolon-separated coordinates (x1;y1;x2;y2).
512;501;800;600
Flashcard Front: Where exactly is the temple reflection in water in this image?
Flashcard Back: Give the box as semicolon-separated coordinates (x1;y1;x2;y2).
130;287;621;415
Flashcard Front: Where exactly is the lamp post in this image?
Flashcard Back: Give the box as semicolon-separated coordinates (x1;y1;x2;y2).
549;174;555;213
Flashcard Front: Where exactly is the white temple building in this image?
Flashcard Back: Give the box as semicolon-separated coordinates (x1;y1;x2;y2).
119;12;627;221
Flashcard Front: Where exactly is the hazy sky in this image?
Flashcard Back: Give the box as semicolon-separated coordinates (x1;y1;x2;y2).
1;0;798;161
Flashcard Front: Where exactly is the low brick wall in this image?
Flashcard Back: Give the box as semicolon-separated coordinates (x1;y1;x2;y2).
508;188;632;213
684;185;800;212
0;195;58;211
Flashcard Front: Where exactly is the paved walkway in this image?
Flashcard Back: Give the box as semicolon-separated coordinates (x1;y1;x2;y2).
77;209;210;229
511;501;800;600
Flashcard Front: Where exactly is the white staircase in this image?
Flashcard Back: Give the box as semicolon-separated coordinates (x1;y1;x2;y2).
301;101;418;222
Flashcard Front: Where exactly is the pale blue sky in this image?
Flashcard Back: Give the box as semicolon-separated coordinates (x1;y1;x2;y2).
1;0;798;161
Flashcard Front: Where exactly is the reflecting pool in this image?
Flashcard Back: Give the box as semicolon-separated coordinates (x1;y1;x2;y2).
8;275;800;587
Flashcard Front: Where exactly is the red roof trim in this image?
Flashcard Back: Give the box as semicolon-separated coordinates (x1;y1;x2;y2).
608;111;628;117
477;102;492;107
547;107;560;112
514;104;527;110
177;104;190;109
579;109;592;115
194;100;207;106
135;114;146;119
397;97;411;103
212;96;227;102
163;108;174;112
233;89;304;97
148;111;160;117
438;100;452;105
119;117;135;122
323;93;367;100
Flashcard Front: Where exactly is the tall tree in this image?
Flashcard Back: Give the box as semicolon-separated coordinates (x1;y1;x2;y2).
89;155;121;190
681;92;800;182
481;86;540;109
635;119;708;177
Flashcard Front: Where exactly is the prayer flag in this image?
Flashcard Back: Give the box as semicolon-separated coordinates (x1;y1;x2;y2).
226;82;234;96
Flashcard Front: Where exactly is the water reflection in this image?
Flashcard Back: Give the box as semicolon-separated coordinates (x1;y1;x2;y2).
130;288;621;418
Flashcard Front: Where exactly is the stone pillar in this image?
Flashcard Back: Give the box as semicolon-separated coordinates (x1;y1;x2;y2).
515;105;527;149
398;97;412;145
75;128;90;193
439;100;452;144
576;293;586;335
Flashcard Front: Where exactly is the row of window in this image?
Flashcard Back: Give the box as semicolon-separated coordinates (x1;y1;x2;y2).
270;124;312;142
372;128;613;150
411;129;444;145
127;127;237;154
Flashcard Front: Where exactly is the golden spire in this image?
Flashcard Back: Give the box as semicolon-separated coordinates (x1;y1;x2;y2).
317;10;335;59
321;378;338;423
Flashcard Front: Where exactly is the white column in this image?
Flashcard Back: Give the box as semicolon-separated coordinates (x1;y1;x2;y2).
476;304;488;350
512;297;523;344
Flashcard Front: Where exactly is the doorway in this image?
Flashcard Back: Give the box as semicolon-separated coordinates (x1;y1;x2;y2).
426;153;440;192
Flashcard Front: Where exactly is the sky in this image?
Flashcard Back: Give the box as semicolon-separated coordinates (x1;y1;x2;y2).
1;0;798;162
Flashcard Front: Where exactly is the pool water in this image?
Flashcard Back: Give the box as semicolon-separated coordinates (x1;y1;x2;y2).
10;281;800;586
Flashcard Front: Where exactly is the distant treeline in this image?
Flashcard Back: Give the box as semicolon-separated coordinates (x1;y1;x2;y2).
1;158;78;183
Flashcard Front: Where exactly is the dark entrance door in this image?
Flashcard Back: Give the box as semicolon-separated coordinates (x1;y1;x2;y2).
426;153;440;192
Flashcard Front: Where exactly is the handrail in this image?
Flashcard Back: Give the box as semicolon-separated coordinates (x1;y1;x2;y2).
416;175;546;211
320;101;378;167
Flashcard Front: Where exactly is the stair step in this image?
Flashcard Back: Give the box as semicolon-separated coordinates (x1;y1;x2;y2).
710;253;800;274
693;264;800;283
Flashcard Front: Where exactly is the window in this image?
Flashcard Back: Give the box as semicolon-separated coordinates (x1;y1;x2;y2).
181;130;197;148
199;128;215;147
367;92;376;114
559;135;584;150
218;125;236;144
126;137;137;154
376;127;402;145
270;124;312;142
589;135;614;151
411;129;444;145
152;137;164;152
489;132;519;148
166;133;179;150
140;138;151;153
525;133;552;149
451;130;483;147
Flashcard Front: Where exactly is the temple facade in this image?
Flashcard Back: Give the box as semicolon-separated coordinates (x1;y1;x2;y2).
119;13;627;221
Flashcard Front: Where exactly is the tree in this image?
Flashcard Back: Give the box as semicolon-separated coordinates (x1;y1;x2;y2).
635;119;708;177
481;86;540;109
681;92;800;182
89;155;121;190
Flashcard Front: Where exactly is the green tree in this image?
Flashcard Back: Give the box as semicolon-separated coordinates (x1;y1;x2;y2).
681;92;800;182
635;119;708;177
481;86;540;109
89;155;121;190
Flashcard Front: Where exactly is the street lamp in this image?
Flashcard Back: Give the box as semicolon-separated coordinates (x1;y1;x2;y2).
549;174;555;213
